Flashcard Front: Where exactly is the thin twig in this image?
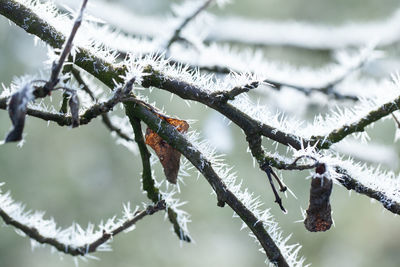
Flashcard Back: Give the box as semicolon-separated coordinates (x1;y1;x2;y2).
42;0;88;94
165;0;213;50
270;169;287;193
391;112;400;128
70;67;134;142
210;81;260;102
264;165;286;212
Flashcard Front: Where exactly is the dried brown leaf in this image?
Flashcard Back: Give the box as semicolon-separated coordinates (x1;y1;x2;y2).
145;114;189;184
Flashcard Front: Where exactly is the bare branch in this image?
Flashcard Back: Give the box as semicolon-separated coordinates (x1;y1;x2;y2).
43;0;88;94
70;67;134;142
165;0;214;50
210;81;260;102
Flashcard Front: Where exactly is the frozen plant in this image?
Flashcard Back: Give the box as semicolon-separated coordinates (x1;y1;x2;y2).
0;0;400;266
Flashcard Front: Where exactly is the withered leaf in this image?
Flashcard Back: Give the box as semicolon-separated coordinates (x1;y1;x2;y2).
145;115;189;184
5;84;34;143
68;92;80;128
304;163;333;232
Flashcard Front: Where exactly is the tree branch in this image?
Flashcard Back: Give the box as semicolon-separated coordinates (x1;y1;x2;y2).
0;200;166;256
2;2;399;264
128;115;191;242
0;3;290;264
165;0;213;50
70;67;134;142
125;99;290;266
0;78;135;127
42;0;88;94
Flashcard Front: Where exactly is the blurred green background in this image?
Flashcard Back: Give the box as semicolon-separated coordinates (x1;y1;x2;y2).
1;0;400;266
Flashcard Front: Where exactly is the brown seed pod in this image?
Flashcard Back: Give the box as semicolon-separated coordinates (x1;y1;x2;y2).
304;163;333;232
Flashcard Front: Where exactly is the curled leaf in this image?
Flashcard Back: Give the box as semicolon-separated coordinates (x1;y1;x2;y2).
5;84;34;142
145;115;189;184
304;163;333;232
68;91;80;128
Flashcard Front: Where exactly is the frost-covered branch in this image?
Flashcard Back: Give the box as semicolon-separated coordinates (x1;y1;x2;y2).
335;167;400;215
0;2;297;264
210;81;260;102
0;193;166;256
128;115;191;242
3;0;400;266
60;0;400;51
206;13;400;50
2;0;398;194
70;67;134;142
311;94;400;149
126;99;291;266
0;78;135;128
265;151;400;215
42;0;88;94
165;0;213;50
